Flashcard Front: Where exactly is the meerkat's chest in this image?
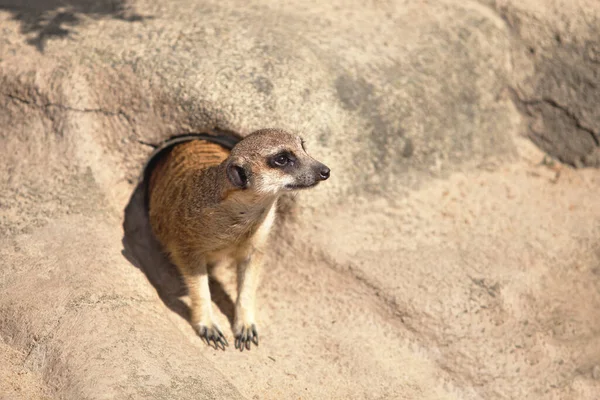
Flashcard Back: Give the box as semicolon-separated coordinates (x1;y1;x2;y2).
201;201;276;253
203;209;275;263
226;208;270;244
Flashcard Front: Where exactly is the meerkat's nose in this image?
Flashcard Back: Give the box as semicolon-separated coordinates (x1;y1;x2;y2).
319;166;330;180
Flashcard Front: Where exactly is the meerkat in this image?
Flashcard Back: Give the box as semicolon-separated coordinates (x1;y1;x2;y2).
147;128;330;350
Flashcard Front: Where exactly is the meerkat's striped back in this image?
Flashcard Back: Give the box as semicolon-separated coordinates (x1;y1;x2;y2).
148;140;229;196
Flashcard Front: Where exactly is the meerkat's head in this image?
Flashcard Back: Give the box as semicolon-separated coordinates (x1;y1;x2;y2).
225;129;330;196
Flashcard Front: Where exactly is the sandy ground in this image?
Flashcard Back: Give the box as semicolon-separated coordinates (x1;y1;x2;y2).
1;0;600;399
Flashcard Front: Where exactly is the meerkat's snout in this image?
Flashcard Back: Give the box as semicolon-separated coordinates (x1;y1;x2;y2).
270;146;331;191
318;165;331;180
283;159;330;190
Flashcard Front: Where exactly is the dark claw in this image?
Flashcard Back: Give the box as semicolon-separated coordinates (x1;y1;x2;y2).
235;327;244;350
196;324;228;350
219;335;229;348
216;336;227;350
198;327;209;346
251;325;259;346
237;337;244;349
216;326;226;341
198;326;207;337
234;325;259;352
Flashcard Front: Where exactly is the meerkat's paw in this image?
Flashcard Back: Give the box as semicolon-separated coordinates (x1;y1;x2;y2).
234;323;258;351
195;322;228;350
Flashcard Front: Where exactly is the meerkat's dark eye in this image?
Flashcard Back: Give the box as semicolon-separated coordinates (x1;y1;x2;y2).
273;154;289;166
268;152;295;168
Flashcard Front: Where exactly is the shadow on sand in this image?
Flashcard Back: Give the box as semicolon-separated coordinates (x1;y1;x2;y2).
0;0;148;51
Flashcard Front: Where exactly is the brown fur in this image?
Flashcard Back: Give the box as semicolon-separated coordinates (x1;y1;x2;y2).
148;129;330;351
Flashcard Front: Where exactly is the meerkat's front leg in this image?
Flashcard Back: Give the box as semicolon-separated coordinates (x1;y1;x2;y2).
233;250;263;351
176;254;228;349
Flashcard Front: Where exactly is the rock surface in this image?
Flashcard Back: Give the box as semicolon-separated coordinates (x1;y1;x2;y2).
1;0;599;399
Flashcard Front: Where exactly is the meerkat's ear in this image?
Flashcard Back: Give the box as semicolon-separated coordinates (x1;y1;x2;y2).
226;160;249;189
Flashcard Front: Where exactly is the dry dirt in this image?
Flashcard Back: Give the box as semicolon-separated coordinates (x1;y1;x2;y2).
1;0;599;399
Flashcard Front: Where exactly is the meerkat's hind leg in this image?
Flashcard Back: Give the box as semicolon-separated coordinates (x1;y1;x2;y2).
233;250;263;351
175;253;229;349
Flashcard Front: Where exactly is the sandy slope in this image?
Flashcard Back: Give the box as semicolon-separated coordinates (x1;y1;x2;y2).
1;0;599;399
